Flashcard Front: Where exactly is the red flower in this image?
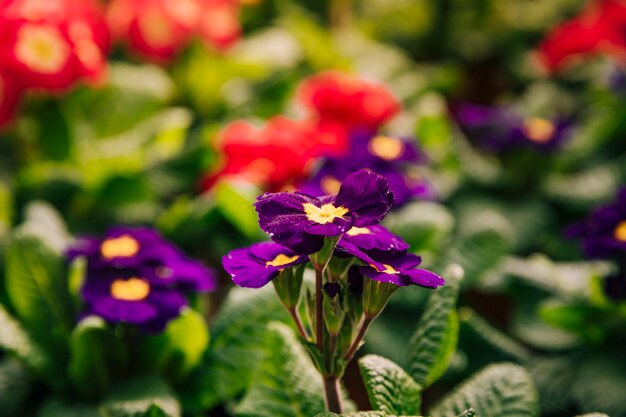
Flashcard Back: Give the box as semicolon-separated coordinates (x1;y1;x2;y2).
537;0;626;72
0;70;22;128
297;71;401;132
0;0;110;91
202;117;319;192
106;0;240;63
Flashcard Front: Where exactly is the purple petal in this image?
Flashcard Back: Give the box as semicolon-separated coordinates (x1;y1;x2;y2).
335;169;394;227
402;269;445;288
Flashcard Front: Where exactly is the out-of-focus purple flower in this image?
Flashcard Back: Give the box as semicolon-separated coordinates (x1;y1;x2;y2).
68;227;216;292
358;251;444;288
566;188;626;260
222;242;307;288
81;268;187;332
255;169;394;254
455;103;573;153
298;131;434;208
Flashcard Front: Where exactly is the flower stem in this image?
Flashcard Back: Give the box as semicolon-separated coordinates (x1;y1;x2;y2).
323;375;343;413
343;316;373;363
288;306;308;340
315;265;324;350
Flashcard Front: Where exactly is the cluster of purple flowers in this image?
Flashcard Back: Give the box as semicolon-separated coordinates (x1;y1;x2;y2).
224;169;442;290
455;103;573;153
567;188;626;300
68;227;216;332
298;131;435;208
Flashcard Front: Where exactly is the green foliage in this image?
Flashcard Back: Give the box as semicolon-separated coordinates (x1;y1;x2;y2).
315;413;388;417
0;358;32;417
100;376;181;417
38;398;102;417
429;363;538;417
358;355;421;416
407;265;463;388
182;287;290;412
68;316;129;401
215;182;265;240
235;322;326;417
140;308;209;380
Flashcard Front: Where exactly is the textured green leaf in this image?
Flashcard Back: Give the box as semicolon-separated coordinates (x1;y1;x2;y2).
0;358;32;417
141;308;209;380
215;182;264;240
429;363;538;417
459;308;531;363
38;398;102;417
182;287;290;412
4;230;73;361
100;376;180;417
358;355;421;416
235;322;325;417
68;316;129;400
408;265;463;388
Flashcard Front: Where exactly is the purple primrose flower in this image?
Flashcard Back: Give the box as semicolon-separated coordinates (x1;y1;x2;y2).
455;103;572;153
358;251;444;288
68;226;216;331
336;224;409;262
255;169;394;254
566;187;626;261
298;131;434;207
222;242;307;288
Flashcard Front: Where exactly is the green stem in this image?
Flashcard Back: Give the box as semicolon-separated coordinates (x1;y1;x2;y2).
315;265;324;350
288;306;308;340
343;316;373;363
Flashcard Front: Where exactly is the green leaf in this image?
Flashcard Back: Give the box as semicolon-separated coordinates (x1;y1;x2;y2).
18;201;71;254
38;398;102;417
315;413;387;417
459;308;531;363
100;376;180;417
182;287;290;412
572;353;626;417
4;230;74;353
141;308;209;380
429;363;538;417
358;355;421;416
235;322;325;417
0;358;32;417
214;182;264;240
407;264;463;388
386;201;455;252
456;409;476;417
68;316;129;400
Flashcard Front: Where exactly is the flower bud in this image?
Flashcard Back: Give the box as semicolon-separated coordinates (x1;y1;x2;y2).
362;279;399;319
272;265;304;309
323;283;345;336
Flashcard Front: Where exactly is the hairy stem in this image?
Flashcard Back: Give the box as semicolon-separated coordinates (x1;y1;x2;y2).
315;265;324;350
323;375;343;413
343;316;373;363
288;307;308;340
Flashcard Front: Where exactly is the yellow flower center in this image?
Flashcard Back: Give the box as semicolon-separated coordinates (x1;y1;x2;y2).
370;263;399;274
303;203;349;225
110;278;150;301
139;9;174;47
15;24;70;74
321;176;341;195
523;117;555;144
101;235;140;259
614;221;626;242
369;135;404;160
266;253;299;267
347;227;371;236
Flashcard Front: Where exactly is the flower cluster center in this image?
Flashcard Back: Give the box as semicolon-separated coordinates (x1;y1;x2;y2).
303;202;349;224
101;235;140;259
369;135;404;160
266;253;299;267
523;117;555;143
614;220;626;242
15;24;70;74
110;278;151;301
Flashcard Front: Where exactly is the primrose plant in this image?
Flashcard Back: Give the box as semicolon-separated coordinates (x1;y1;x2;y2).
223;169;444;413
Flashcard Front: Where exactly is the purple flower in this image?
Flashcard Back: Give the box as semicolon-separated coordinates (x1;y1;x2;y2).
68;227;216;292
222;242;307;288
358;251;444;288
298;131;434;207
80;267;187;332
566;188;626;260
255;169;394;254
336;224;409;262
455;103;572;153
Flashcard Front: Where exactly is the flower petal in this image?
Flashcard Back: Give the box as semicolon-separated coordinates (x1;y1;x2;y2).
335;169;394;226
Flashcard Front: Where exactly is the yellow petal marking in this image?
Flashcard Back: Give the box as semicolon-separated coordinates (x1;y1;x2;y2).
369;135;404;160
266;253;299;267
614;221;626;242
523;117;555;143
110;278;150;301
101;235;140;259
303;203;349;225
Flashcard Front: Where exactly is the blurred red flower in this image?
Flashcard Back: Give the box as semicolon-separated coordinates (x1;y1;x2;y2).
203;72;401;192
0;0;110;91
0;70;22;128
537;0;626;72
106;0;240;62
